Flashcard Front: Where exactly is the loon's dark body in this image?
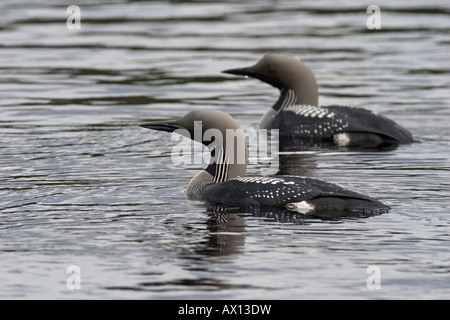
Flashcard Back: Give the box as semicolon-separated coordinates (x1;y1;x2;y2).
266;104;414;145
200;175;390;215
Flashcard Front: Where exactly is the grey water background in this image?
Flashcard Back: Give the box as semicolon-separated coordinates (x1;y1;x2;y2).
0;0;449;299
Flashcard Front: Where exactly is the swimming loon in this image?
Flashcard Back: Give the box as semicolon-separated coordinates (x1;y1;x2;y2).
223;54;414;147
140;110;390;215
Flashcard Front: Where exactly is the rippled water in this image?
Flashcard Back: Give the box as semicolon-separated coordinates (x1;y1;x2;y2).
1;0;449;299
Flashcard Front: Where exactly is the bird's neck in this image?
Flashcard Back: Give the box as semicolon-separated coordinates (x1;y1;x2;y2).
272;88;298;112
186;138;248;198
260;86;319;128
205;146;232;183
272;83;319;112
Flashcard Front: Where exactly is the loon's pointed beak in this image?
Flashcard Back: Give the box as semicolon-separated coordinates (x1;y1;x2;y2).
222;65;283;89
222;66;257;77
140;120;184;133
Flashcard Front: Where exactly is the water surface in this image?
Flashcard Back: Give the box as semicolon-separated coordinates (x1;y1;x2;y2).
0;0;449;299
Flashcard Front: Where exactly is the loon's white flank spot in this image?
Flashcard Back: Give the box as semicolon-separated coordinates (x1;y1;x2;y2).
285;201;315;215
333;133;351;146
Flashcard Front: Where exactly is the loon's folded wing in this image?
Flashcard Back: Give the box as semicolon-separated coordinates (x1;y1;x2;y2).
324;105;414;144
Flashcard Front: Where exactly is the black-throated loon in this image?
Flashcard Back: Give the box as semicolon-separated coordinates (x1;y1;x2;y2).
140;110;390;216
223;54;414;147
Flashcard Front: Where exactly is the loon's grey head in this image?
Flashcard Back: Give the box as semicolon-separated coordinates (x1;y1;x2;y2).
141;110;242;146
141;110;248;189
223;53;319;107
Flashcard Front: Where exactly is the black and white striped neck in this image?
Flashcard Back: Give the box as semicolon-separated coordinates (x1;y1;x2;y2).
205;147;230;183
273;88;298;112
